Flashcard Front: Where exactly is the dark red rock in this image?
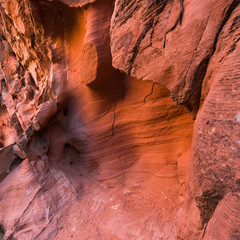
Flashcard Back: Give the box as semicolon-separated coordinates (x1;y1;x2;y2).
0;0;239;239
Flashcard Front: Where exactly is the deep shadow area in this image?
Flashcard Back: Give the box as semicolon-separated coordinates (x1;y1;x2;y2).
0;225;4;240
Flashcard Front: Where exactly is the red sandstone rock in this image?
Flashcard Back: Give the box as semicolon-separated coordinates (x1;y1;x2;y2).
50;0;97;8
111;0;239;115
0;0;239;239
33;100;57;130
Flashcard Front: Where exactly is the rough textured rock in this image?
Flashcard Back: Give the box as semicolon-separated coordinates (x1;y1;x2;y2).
177;4;240;238
111;0;239;115
202;192;240;240
0;0;239;239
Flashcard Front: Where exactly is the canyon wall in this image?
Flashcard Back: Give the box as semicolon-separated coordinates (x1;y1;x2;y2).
0;0;239;239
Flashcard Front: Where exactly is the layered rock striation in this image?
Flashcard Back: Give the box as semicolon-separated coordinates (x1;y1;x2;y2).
0;0;239;239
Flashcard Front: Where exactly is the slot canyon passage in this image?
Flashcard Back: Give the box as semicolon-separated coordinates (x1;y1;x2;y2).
0;0;239;239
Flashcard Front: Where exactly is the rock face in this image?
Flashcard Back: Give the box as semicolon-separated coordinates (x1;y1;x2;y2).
0;0;239;239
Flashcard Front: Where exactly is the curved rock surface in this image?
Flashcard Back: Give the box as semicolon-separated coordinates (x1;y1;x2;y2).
0;0;239;239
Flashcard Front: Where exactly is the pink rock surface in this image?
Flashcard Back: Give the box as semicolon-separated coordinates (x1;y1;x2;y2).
0;0;239;239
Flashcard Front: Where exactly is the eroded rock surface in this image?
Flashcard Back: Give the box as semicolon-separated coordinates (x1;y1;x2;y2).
0;0;239;239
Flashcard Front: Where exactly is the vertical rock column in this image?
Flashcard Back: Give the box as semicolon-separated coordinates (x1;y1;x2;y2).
80;0;114;86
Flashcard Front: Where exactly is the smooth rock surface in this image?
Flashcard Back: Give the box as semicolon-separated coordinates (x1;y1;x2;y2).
0;0;239;239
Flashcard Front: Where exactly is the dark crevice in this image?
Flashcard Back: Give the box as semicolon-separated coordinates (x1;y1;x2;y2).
196;189;224;226
0;63;8;84
171;12;210;108
0;225;4;240
12;94;17;100
186;57;210;117
29;72;38;90
163;34;166;49
212;0;240;56
111;101;117;137
144;83;155;102
127;21;153;75
165;0;184;36
132;83;156;109
180;0;239;114
199;0;239;98
166;21;178;36
9;157;24;172
10;112;24;135
179;0;184;26
128;1;168;75
30;34;36;49
64;143;71;149
201;222;208;239
21;78;26;87
149;18;159;47
230;15;240;32
63;108;68;116
64;142;81;155
150;29;154;47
